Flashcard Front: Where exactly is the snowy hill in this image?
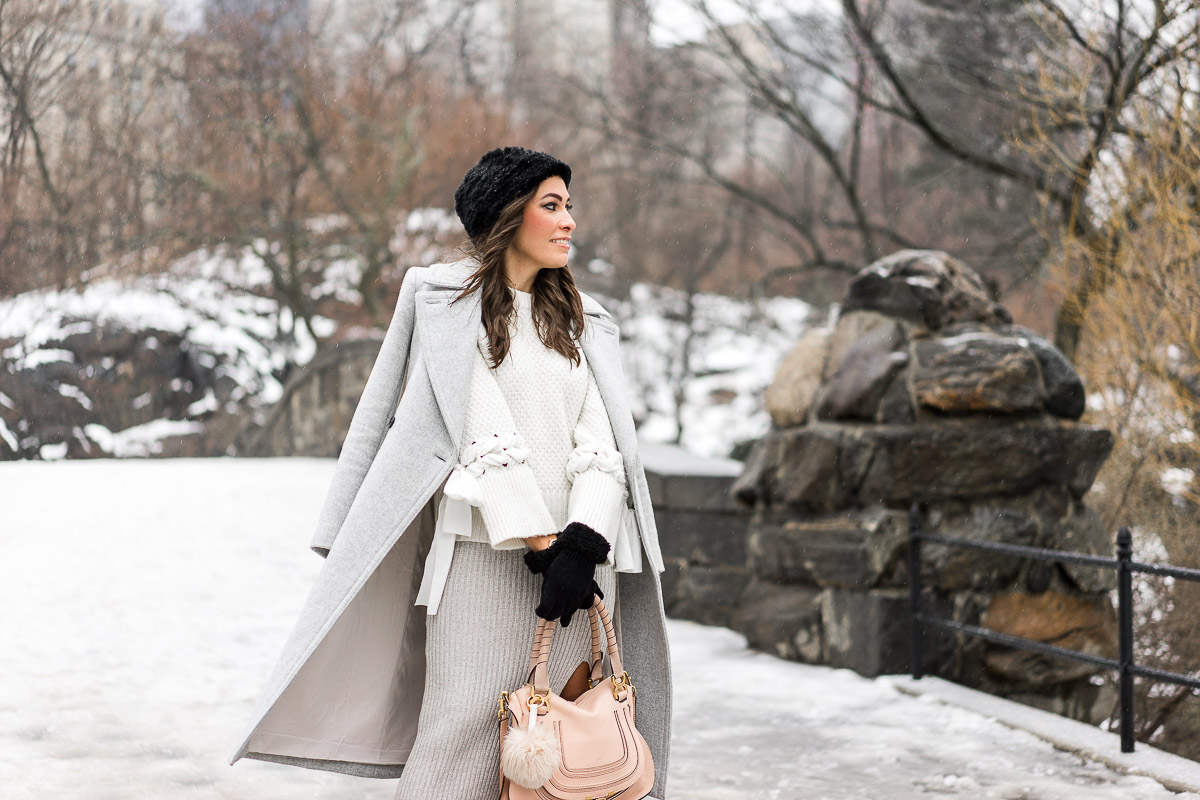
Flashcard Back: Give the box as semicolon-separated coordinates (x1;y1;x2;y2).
0;243;813;461
0;247;334;459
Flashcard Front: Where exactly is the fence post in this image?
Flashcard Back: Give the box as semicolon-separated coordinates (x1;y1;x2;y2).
909;503;924;680
1117;525;1135;753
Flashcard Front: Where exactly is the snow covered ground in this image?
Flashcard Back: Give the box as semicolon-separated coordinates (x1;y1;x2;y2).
0;459;1193;799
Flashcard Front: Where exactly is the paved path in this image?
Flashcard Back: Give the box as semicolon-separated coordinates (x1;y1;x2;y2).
0;459;1194;799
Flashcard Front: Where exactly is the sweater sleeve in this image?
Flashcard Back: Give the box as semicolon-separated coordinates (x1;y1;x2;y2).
564;363;628;561
443;338;559;549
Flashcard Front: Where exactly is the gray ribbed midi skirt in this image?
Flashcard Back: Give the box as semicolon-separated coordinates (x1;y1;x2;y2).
394;540;618;800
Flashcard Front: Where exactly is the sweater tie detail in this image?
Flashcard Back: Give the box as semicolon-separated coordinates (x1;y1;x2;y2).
414;492;474;615
459;431;532;477
565;445;625;486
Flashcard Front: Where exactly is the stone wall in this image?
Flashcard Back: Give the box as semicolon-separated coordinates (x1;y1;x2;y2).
239;338;381;456
641;442;752;628
720;250;1117;724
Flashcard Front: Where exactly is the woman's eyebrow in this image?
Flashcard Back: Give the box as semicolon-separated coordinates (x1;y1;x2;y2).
540;193;570;202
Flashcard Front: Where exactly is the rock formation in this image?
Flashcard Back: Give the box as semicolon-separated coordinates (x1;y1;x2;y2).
728;250;1116;723
0;321;240;459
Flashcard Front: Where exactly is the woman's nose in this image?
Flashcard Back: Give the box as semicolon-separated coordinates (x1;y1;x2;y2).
561;213;576;232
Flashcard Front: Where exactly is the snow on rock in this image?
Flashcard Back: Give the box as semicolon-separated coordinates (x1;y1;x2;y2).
0;416;16;451
83;419;208;457
0;246;335;460
0;458;1191;800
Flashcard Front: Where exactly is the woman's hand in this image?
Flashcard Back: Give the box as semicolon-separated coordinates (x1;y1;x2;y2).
532;522;609;627
525;533;558;552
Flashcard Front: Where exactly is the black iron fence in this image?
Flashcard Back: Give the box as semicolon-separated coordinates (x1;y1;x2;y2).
907;504;1200;752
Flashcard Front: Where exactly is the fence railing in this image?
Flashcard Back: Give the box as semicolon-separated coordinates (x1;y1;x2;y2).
907;504;1200;752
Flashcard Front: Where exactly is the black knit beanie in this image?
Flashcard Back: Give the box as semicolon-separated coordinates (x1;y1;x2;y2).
454;146;572;241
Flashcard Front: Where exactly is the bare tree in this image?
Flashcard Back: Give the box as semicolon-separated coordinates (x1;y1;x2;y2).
171;0;502;360
577;1;1200;355
837;0;1198;358
0;0;172;294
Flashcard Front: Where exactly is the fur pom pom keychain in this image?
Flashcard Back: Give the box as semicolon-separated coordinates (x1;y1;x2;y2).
501;694;561;789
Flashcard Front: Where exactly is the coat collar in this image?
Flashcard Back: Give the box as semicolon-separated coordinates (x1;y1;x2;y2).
414;257;636;478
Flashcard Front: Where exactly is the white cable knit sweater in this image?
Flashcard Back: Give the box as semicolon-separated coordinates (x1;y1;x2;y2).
416;286;638;614
415;287;638;614
446;286;629;553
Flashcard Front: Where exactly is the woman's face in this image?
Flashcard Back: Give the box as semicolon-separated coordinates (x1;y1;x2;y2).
508;175;575;271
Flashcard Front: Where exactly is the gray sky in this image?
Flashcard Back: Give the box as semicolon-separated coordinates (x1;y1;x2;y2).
650;0;837;46
162;0;836;46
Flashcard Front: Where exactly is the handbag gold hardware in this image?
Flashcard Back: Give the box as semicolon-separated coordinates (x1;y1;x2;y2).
527;692;551;713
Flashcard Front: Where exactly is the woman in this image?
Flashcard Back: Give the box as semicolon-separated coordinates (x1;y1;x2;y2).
228;147;672;800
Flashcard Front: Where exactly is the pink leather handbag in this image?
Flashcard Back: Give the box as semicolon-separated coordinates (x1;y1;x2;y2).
498;598;654;800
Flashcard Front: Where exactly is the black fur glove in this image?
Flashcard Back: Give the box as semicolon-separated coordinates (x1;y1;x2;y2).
534;522;609;627
523;538;604;625
522;544;559;575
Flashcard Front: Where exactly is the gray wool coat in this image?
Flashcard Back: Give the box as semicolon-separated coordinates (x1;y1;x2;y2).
228;257;673;799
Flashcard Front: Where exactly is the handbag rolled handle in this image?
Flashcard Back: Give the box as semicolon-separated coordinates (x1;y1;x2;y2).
525;603;606;686
529;597;624;696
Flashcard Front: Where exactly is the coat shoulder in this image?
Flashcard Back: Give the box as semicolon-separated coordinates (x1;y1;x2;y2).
402;265;431;287
423;258;477;289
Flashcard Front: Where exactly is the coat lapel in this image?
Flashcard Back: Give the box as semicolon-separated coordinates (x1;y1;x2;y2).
577;317;638;458
415;284;479;451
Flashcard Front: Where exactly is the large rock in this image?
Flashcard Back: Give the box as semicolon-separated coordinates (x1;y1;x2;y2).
0;321;225;459
1004;678;1117;727
766;327;830;427
823;311;902;380
656;509;748;566
729;433;779;508
918;501;1040;591
913;328;1047;414
748;508;908;589
1051;504;1117;593
821;588;910;677
814;321;909;421
772;425;849;511
999;325;1086;420
854;422;1113;502
841;250;1011;332
876;368;915;423
731;579;824;662
750;421;1112;511
980;591;1117;686
244;339;378;456
665;563;751;628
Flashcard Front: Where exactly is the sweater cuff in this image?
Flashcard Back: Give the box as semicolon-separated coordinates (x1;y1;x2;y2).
476;465;559;549
565;469;626;564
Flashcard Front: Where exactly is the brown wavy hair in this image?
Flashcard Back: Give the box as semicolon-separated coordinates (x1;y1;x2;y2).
451;186;586;370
